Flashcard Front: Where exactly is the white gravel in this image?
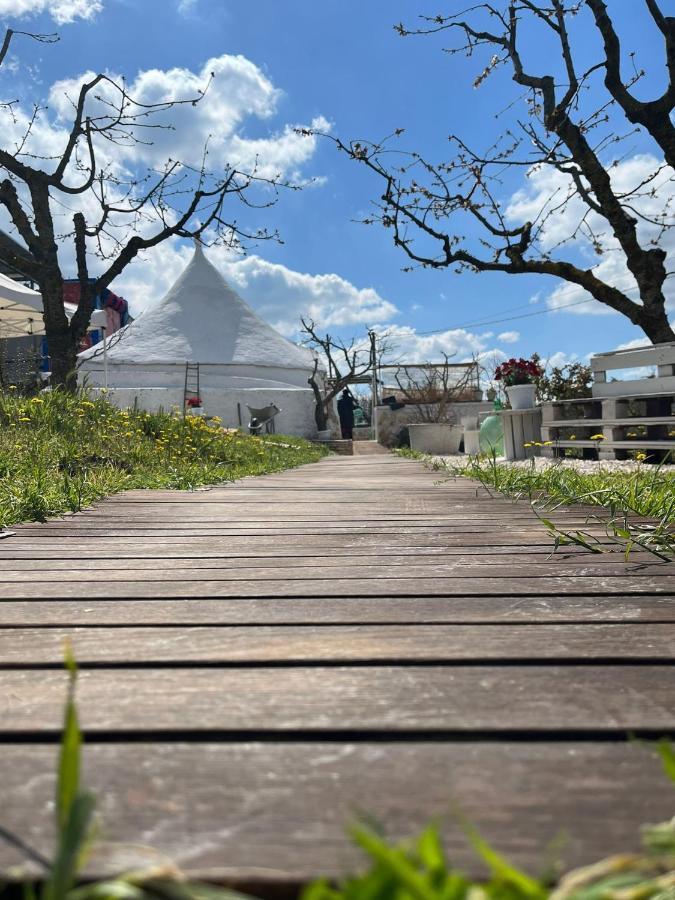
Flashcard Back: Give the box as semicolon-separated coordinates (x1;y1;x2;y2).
433;455;670;474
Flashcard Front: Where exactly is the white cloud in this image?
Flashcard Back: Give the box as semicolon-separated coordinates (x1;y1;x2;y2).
221;255;398;333
177;0;196;13
615;338;653;351
506;154;675;318
368;325;519;389
0;0;102;23
48;56;328;179
543;351;579;369
497;330;519;343
376;324;489;363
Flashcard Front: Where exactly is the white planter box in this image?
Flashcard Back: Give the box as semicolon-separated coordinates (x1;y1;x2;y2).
408;423;462;455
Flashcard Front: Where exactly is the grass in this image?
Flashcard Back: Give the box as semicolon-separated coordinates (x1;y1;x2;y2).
452;454;675;521
0;388;327;528
2;654;674;900
396;449;675;560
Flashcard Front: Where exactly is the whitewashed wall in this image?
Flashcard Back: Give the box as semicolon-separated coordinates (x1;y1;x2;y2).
92;386;318;438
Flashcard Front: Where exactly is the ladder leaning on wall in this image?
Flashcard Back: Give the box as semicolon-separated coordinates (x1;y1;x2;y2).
183;362;200;415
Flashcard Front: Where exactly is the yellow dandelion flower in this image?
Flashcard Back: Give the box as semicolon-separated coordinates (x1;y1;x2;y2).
18;417;30;422
29;397;44;403
590;433;605;441
542;441;553;446
635;452;647;461
569;434;576;440
8;384;17;390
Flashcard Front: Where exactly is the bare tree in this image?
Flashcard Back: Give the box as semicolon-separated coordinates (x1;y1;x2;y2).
0;30;300;387
390;356;480;422
300;318;374;432
318;1;675;344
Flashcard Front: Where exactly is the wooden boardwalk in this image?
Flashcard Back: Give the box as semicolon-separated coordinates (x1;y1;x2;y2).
0;454;674;894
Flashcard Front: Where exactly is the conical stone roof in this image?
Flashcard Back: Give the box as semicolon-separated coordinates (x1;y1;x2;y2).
80;244;315;370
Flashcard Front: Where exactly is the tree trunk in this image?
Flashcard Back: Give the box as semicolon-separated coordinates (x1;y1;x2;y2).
633;303;675;345
47;327;79;389
308;372;328;431
40;278;79;391
635;316;675;345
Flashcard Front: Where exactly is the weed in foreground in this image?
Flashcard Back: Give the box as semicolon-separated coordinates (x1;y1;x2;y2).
405;450;675;561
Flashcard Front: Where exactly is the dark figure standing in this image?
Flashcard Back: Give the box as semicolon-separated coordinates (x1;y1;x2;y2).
337;389;358;439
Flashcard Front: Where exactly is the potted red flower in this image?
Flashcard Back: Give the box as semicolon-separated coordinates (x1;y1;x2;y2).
494;357;543;409
186;396;204;416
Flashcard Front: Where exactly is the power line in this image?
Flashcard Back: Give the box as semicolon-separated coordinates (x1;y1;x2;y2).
414;296;594;334
413;272;662;335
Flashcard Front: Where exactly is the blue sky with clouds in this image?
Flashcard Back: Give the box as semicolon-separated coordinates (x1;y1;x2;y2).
0;0;672;369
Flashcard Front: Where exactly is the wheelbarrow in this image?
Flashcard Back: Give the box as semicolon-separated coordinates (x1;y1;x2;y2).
247;403;281;435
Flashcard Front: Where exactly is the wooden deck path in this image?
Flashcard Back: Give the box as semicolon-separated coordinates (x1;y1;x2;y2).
0;454;674;894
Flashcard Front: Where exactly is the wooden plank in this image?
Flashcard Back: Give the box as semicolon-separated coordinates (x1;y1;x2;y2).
0;561;671;582
0;531;617;546
71;499;587;510
73;511;603;522
1;665;671;733
0;527;630;541
0;545;634;560
542;416;675;428
591;342;675;370
1;623;672;664
593;376;675;397
1;575;671;598
0;552;659;571
10;515;612;528
0;742;669;882
1;595;671;625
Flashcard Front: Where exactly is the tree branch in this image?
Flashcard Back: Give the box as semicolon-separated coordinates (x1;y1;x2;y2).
586;0;675;167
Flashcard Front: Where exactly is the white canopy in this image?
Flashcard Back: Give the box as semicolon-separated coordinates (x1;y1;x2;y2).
79;243;316;371
0;271;106;338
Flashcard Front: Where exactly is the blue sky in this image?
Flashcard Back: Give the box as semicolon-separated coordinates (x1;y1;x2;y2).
0;0;673;371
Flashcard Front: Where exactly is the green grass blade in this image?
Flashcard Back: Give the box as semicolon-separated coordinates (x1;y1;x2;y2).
67;878;145;900
350;826;439;900
461;820;546;900
57;643;81;833
43;791;96;900
655;739;675;785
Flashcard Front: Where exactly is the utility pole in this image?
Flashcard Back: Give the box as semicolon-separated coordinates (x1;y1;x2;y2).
368;329;379;443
